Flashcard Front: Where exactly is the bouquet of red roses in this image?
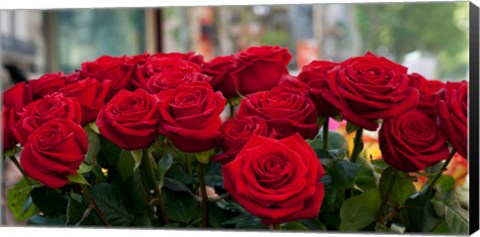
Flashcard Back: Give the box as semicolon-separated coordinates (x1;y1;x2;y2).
2;45;469;234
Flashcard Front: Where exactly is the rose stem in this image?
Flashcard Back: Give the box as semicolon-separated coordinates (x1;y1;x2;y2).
426;149;456;191
350;128;364;163
229;101;235;119
8;156;32;186
323;118;329;150
376;171;397;223
140;150;170;224
198;162;209;228
79;184;111;226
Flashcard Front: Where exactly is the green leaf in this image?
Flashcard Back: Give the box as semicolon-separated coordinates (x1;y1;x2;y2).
312;131;349;153
132;214;153;227
7;178;39;222
208;202;236;228
330;160;362;189
339;189;382;231
346;122;360;134
203;161;224;187
379;167;416;207
124;171;150;215
432;219;450;233
444;204;469;234
299;218;327;231
398;188;443;232
434;175;456;193
77;162;94;174
355;157;378;191
84;124;101;165
130;149;143;171
163;177;192;193
117;150;135;182
30;186;68;216
157;153;174;181
90;183;134;226
67;173;90;186
162;190;197;224
98;136;122;168
222;212;266;229
65;191;84;226
166;164;194;186
27;214;65;226
283;221;309;230
88;122;100;134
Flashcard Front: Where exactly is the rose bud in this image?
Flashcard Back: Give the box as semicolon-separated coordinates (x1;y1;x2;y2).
222;133;325;225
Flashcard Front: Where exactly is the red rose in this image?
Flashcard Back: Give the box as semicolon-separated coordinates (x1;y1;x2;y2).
222;133;325;225
134;56;202;90
20;119;88;188
408;73;446;118
203;55;238;98
12;93;82;146
28;72;67;100
212;116;275;164
146;71;212;94
2;106;17;151
436;81;468;158
157;82;226;153
237;86;319;139
379;109;450;172
59;78;111;125
80;55;136;93
296;60;340;117
323;52;420;131
151;51;205;67
2;82;33;115
96;89;160;150
230;45;292;95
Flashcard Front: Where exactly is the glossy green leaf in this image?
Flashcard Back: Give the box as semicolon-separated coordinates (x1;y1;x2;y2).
163;177;192;193
67;173;90;186
84;124;101;165
284;221;309;230
379;167;416;207
77;163;94;174
7;178;39;222
398;188;443;232
445;204;469;234
434;175;456;193
117;150;135;182
330;160;361;189
339;189;382;231
157;153;174;181
299;218;327;231
30;186;68;216
90;183;134;226
162;190;197;224
27;214;66;226
346;122;360;134
208;202;236;228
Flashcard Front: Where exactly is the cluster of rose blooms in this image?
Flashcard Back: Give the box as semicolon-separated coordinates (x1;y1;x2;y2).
1;45;468;225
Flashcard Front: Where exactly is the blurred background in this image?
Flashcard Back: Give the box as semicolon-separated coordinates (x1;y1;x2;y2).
0;2;470;225
0;2;469;90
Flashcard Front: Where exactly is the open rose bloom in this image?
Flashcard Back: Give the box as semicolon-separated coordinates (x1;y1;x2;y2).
1;47;470;234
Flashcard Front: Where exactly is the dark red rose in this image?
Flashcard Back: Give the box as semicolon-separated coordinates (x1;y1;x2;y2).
63;71;82;85
20;119;88;188
230;45;292;95
203;55;238;98
323;52;420;131
96;88;160;150
59;78;111;125
146;71;212;94
379;109;450;172
151;51;205;67
407;73;446;118
2;82;33;115
436;81;468;158
296;60;340;117
80;55;136;93
12;93;82;146
222;133;325;225
134;56;202;90
2;106;17;151
157;82;226;153
212;116;275;164
28;72;67;100
237;86;319;139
